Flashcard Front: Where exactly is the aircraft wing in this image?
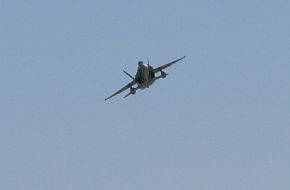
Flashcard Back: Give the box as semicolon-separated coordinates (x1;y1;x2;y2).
105;80;136;101
153;56;186;73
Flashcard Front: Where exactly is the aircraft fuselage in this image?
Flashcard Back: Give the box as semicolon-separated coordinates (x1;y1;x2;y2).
135;61;155;89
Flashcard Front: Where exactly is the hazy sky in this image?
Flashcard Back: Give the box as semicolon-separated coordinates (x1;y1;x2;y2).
1;0;290;189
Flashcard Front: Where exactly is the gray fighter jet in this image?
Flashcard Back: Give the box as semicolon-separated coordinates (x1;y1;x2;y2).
105;56;186;101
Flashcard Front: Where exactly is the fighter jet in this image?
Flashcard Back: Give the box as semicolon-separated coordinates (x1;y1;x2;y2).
105;56;186;101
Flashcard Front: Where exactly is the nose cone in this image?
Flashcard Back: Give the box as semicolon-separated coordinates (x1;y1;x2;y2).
138;61;144;67
138;61;149;69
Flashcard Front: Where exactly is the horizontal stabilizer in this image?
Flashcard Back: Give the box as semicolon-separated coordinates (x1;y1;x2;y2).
123;70;135;80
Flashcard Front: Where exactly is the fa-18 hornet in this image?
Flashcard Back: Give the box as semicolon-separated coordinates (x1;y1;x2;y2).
105;56;186;101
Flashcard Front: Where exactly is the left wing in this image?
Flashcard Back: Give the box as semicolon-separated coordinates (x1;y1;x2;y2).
105;80;136;101
153;56;185;73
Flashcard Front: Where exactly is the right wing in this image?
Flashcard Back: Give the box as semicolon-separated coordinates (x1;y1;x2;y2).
105;80;136;101
153;56;186;73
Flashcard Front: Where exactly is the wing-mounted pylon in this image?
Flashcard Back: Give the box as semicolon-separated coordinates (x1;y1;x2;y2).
123;86;138;98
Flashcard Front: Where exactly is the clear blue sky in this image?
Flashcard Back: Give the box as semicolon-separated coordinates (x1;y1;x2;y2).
1;0;289;189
